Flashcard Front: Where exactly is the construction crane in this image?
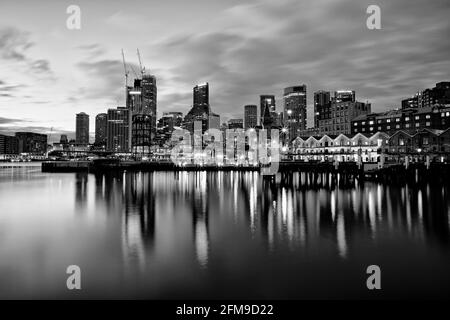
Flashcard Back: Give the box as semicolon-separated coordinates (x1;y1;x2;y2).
121;49;130;108
137;48;145;78
121;49;130;88
129;64;139;80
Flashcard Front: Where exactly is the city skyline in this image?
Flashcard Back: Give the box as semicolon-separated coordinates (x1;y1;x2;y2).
1;0;449;142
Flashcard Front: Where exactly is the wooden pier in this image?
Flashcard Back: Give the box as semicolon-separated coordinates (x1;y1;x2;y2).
41;159;450;185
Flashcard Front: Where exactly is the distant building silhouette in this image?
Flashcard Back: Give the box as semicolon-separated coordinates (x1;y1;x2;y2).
15;132;47;154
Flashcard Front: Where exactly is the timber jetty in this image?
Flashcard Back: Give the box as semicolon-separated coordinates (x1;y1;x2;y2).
41;159;450;185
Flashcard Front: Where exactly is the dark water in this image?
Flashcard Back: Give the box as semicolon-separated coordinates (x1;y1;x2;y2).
0;164;449;299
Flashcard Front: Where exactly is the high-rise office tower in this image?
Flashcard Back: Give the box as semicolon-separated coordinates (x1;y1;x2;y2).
75;112;89;145
106;107;129;152
260;95;276;128
314;90;331;129
128;80;142;113
184;83;211;133
244;105;258;129
95;113;107;147
193;82;209;108
141;74;157;141
284;85;307;139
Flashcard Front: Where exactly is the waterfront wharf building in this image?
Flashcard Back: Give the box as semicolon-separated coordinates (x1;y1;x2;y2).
387;128;450;154
291;132;390;162
291;128;450;163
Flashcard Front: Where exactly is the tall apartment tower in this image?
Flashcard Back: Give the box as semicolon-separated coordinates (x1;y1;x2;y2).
75;112;90;145
244;105;258;129
284;85;307;139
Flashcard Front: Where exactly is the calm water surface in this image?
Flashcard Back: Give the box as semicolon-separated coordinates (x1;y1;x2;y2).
0;163;449;299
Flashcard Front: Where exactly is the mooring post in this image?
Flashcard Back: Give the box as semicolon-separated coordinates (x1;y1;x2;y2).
378;154;385;169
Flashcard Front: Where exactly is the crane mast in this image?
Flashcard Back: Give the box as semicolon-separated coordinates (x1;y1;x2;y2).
137;48;145;78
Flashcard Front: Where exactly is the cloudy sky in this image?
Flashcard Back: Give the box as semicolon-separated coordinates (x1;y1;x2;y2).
0;0;449;141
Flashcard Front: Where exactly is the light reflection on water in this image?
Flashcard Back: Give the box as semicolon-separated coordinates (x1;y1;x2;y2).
0;165;449;299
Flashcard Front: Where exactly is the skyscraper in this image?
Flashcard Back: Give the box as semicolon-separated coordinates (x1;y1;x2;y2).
284;85;307;139
193;82;209;108
75;112;89;145
314;90;331;129
141;74;157;142
95;113;107;147
260;95;275;128
106;107;129;152
184;83;211;133
244;105;258;129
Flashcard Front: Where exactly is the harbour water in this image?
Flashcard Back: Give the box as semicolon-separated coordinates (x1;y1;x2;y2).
0;163;449;299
